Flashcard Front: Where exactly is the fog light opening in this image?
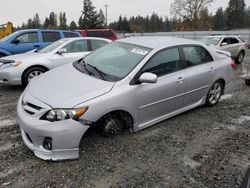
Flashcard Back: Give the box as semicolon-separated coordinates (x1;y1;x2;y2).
43;137;52;150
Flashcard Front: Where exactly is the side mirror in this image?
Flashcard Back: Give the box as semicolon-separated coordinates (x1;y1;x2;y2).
12;39;20;45
221;42;228;46
57;48;67;55
139;72;157;84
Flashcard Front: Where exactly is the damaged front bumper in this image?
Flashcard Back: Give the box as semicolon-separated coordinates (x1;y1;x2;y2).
17;96;90;161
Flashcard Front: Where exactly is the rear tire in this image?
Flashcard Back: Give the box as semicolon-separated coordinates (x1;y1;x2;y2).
100;116;124;137
22;67;46;86
206;81;223;106
236;51;245;64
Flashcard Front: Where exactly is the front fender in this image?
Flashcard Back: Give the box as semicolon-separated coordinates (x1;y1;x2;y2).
0;48;11;56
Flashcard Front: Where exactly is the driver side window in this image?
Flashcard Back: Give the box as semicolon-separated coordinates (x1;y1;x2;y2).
15;32;39;43
142;48;181;77
221;38;231;46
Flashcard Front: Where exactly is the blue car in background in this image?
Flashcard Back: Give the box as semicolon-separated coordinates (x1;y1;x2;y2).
0;29;80;57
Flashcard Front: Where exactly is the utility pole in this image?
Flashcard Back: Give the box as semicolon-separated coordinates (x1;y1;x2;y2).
104;4;109;28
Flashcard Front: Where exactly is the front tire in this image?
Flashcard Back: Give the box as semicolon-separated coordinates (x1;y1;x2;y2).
245;80;250;86
100;116;124;137
206;81;223;106
22;67;46;86
236;51;245;64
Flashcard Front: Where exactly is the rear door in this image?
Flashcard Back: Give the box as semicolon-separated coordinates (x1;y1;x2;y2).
41;31;61;48
181;45;214;107
10;31;40;54
229;37;241;56
52;39;90;68
135;47;187;126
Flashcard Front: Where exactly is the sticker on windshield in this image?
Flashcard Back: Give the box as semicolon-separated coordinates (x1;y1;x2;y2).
131;48;149;55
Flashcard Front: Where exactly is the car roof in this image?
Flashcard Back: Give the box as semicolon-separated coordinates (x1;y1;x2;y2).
117;36;202;49
17;29;78;33
58;37;112;43
206;35;240;38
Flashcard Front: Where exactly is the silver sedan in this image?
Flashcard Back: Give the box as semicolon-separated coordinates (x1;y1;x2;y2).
0;37;111;86
17;36;235;160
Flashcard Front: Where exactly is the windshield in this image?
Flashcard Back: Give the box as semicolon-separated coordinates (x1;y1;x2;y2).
81;42;151;81
0;31;21;42
200;37;221;46
38;39;67;53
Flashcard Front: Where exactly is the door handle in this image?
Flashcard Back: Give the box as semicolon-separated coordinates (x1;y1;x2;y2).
33;45;40;48
209;67;215;73
177;77;184;83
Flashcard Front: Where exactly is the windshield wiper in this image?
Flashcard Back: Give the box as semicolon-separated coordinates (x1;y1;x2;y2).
87;64;106;80
81;60;92;75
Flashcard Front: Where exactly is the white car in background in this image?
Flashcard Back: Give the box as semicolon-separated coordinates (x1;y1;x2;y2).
0;37;111;86
200;35;247;64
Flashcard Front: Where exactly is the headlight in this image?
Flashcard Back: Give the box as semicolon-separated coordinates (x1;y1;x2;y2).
41;107;88;122
0;61;22;69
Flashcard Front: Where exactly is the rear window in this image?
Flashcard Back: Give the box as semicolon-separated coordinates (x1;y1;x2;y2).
238;37;245;43
105;31;114;37
42;32;61;42
63;32;79;38
87;31;105;37
230;37;239;44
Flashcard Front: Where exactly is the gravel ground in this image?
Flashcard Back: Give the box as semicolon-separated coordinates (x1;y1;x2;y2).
0;54;250;188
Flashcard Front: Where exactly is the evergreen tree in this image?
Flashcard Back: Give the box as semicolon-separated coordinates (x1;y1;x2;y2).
43;17;50;29
27;18;34;29
226;0;246;29
96;9;105;28
122;17;130;32
199;8;212;30
212;7;226;30
48;12;58;28
33;13;41;28
59;12;67;29
117;15;123;31
69;21;78;30
79;0;99;29
245;6;250;27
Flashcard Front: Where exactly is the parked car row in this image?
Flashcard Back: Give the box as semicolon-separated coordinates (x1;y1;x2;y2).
0;37;111;85
7;36;235;161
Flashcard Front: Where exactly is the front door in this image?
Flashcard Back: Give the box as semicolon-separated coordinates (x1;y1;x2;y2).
10;32;40;54
135;47;186;127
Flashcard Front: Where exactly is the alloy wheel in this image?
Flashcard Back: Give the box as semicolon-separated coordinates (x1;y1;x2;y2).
208;82;222;105
27;70;43;82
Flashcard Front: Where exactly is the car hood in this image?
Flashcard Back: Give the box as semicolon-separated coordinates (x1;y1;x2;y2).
27;63;115;108
1;52;50;61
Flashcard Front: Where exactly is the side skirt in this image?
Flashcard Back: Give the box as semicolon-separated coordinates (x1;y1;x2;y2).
133;97;206;132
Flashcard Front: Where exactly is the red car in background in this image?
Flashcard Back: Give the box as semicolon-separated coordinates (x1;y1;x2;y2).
76;29;117;41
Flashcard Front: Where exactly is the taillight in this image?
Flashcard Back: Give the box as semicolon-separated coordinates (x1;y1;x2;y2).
231;60;237;70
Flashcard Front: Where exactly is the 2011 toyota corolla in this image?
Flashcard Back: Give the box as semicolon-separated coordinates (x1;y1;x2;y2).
17;36;236;161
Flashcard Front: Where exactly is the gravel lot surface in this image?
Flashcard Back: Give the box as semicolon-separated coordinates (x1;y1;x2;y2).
0;52;250;188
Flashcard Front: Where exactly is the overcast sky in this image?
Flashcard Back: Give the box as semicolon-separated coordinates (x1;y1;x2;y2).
1;0;250;26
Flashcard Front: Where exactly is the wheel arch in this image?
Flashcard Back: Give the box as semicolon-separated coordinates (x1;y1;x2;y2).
213;78;226;94
95;109;135;130
21;65;49;84
0;49;11;57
